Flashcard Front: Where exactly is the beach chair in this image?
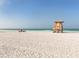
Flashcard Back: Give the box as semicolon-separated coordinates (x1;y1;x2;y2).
19;29;26;32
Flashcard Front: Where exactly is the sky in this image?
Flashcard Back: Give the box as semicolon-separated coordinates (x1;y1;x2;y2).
0;0;79;29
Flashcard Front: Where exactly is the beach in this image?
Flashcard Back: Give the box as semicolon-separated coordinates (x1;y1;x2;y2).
0;31;79;58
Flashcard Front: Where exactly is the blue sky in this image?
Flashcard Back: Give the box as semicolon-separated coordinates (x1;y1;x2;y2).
0;0;79;29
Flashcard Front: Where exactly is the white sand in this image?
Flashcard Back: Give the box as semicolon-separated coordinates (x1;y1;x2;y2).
0;31;79;58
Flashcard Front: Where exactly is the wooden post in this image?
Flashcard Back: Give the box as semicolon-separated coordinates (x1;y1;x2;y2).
53;20;64;33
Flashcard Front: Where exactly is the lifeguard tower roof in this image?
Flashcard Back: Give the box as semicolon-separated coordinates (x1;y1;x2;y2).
55;20;64;23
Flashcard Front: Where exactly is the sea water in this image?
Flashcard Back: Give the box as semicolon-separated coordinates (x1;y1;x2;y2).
0;29;79;33
26;29;79;33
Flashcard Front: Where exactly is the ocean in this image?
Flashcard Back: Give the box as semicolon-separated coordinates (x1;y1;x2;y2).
0;29;79;32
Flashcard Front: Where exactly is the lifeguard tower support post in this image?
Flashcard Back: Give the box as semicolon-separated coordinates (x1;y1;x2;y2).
53;20;64;33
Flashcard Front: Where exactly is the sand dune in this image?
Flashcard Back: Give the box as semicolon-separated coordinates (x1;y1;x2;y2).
0;31;79;58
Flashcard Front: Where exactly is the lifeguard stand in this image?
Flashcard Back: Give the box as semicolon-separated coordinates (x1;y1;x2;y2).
53;20;64;33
